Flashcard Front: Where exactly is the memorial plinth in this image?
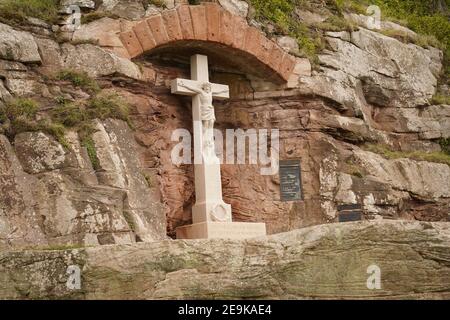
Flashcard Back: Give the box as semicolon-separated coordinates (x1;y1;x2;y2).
176;221;267;240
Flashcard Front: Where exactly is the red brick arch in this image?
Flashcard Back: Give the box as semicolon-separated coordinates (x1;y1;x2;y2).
118;3;297;83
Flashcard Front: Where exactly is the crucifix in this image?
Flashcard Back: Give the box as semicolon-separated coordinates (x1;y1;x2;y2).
171;54;232;225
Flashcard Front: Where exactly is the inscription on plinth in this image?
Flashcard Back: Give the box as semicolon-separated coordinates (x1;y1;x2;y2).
176;222;267;240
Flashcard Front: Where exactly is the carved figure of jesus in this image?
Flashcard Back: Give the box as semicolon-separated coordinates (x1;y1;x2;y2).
178;80;227;163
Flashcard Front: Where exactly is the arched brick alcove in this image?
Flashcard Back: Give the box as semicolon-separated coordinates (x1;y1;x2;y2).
118;3;297;84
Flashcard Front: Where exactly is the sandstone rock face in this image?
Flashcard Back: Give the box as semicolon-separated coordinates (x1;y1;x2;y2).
33;37;142;79
305;28;441;114
60;43;142;79
0;221;449;299
98;0;146;20
353;150;450;199
0;60;44;96
0;120;166;250
373;105;450;139
0;23;41;63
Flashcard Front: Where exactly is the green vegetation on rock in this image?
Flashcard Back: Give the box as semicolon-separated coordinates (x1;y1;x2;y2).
56;70;101;94
248;0;335;63
336;0;449;82
80;12;121;25
364;143;450;166
247;0;449;80
431;93;450;105
51;92;130;168
439;138;450;155
0;0;59;24
0;88;130;170
82;135;100;170
0;98;39;138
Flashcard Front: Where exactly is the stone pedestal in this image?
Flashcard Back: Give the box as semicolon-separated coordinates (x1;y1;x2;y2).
176;222;267;240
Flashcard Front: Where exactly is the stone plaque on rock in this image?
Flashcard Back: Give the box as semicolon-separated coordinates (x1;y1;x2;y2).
338;204;362;222
279;160;302;201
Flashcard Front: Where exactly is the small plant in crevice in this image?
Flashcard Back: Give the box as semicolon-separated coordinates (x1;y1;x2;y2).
122;211;136;232
313;15;357;32
70;38;100;46
50;92;131;169
344;158;365;178
439;138;450;155
82;134;100;170
0;98;72;147
431;93;450;105
40;121;70;149
56;69;100;94
0;98;39;139
144;174;154;188
80;12;120;25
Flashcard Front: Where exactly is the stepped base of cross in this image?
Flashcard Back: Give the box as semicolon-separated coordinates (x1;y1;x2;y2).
176;221;267;240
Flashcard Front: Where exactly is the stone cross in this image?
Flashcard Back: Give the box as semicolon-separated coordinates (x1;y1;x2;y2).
171;54;232;225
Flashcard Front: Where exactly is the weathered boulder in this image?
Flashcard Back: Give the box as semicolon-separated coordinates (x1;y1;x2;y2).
60;43;142;79
14;132;67;174
218;0;249;18
98;0;146;20
302;27;442;115
0;221;449;299
373;105;450;139
353;149;450;199
34;38;141;79
72;17;123;48
276;36;300;55
0;23;41;63
0;59;43;97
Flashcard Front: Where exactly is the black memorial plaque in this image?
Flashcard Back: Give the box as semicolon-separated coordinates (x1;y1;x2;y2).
279;160;302;201
338;211;362;222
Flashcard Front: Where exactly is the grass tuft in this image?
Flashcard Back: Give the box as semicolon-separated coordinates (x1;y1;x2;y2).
439;138;450;155
56;70;100;94
80;12;120;25
364;143;450;166
431;93;450;105
0;98;39;139
0;0;59;25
